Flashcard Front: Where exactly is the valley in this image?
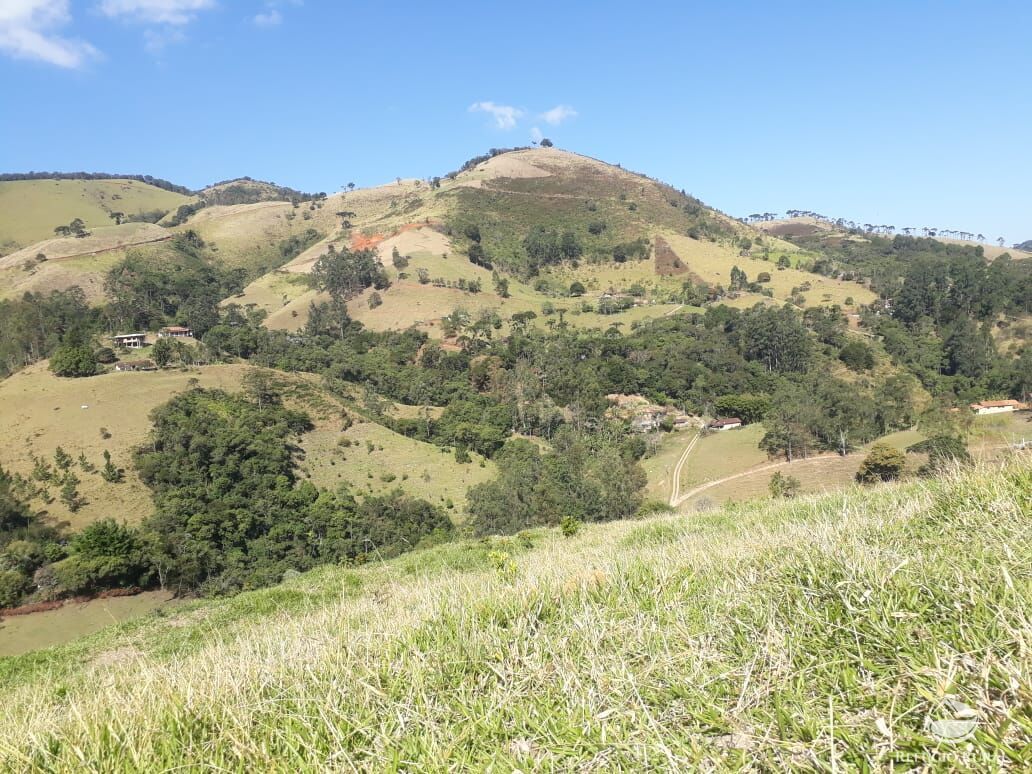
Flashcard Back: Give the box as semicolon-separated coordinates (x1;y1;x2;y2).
0;147;1028;769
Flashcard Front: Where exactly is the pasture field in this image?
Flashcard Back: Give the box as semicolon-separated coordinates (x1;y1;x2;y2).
0;592;176;658
0;179;193;251
0;461;1026;769
661;232;876;310
299;416;495;519
0;362;252;529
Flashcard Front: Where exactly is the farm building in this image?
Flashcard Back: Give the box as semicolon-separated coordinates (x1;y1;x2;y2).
158;326;193;339
709;417;743;431
112;333;146;349
114;359;157;372
969;399;1024;415
672;415;695;430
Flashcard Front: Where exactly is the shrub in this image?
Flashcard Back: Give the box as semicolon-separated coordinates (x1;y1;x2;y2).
94;347;117;364
560;516;582;537
769;471;801;498
839;340;875;372
0;569;29;608
856;443;906;483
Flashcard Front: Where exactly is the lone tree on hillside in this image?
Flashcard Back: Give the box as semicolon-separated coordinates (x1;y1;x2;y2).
856;443;906;484
108;212;125;226
539;138;554;147
49;345;98;378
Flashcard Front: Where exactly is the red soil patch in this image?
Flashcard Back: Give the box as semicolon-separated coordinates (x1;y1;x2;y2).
350;221;440;251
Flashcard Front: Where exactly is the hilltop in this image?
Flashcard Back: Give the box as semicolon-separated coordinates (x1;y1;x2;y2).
228;147;874;337
0;460;1027;769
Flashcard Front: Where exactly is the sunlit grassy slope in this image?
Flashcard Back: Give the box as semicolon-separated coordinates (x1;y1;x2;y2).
0;362;489;529
0;179;193;252
0;460;1027;770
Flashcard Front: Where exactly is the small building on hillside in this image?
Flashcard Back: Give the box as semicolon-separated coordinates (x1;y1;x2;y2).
969;399;1023;415
112;333;146;349
158;325;193;339
672;415;695;430
708;417;743;432
115;359;157;372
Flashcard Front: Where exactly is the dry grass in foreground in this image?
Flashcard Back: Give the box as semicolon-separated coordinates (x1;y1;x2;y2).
0;459;1028;770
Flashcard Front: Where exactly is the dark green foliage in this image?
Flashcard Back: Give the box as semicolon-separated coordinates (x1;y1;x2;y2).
769;471;801;498
0;570;29;608
48;344;98;377
0;288;96;377
0;465;64;607
104;233;245;336
714;394;771;425
56;519;149;593
739;305;811;373
101;450;123;483
275;228;323;269
201;178;323;206
163;201;205;227
907;435;971;475
468;432;646;536
856;443;906;483
838;339;875;371
310;244;388;303
135;389;447;595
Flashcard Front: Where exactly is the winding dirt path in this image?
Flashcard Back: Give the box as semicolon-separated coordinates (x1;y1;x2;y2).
672;453;844;508
668;432;701;506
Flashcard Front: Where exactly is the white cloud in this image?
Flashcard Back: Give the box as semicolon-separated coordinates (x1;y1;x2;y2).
540;104;577;126
143;25;184;51
0;0;98;68
98;0;215;25
252;8;281;26
530;126;543;143
469;101;524;130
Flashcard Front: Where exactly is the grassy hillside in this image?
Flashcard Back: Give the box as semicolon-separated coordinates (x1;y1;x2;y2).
0;361;493;529
0;179;194;253
0;223;174;302
0;362;253;529
233;148;873;339
0;460;1027;769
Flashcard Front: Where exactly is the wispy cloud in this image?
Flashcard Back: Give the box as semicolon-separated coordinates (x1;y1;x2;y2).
251;1;301;28
540;104;577;126
97;0;215;25
252;9;281;26
469;101;524;130
0;0;98;68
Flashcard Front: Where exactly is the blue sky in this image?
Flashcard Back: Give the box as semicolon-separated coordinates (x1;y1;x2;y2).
1;1;1030;242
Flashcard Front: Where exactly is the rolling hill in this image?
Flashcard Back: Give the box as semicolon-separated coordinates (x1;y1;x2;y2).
229;148;874;339
0;178;195;254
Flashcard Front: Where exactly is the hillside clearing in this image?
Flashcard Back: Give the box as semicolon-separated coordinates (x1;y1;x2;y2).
0;461;1027;769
